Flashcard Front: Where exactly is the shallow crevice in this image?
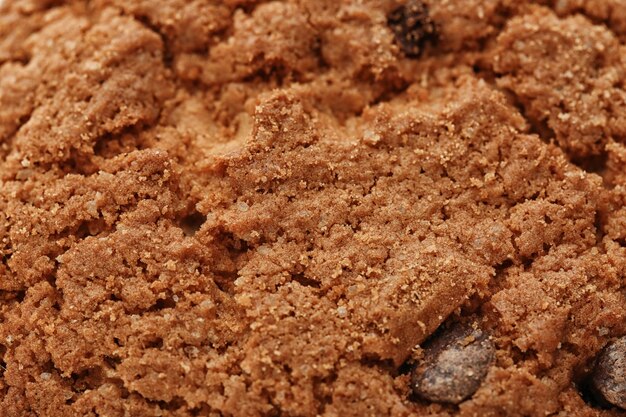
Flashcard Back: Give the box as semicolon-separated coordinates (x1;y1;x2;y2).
92;127;144;161
145;337;164;349
73;218;108;240
239;59;310;89
178;210;206;237
291;273;321;289
570;152;608;177
313;371;339;416
594;210;607;247
71;366;105;394
133;16;174;69
497;85;556;144
188;403;224;416
495;258;514;273
213;271;238;295
2;290;26;303
103;355;121;369
136;395;189;413
0;344;6;378
359;353;403;377
148;295;178;311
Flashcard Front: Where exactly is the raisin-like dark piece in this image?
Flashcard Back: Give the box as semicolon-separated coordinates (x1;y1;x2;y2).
388;0;437;57
411;323;495;404
590;337;626;410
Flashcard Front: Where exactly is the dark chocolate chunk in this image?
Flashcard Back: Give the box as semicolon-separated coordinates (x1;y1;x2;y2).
590;336;626;410
411;323;495;404
387;0;437;57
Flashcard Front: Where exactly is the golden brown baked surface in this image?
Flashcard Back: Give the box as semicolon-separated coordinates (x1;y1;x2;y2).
1;1;626;416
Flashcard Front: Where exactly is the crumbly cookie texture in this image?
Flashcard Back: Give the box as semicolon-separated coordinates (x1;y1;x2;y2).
1;1;626;417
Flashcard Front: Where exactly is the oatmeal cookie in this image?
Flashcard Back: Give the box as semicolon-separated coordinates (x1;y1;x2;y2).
1;1;625;416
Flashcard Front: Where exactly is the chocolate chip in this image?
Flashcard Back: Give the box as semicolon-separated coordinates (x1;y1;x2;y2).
590;336;626;410
411;323;495;404
387;0;437;57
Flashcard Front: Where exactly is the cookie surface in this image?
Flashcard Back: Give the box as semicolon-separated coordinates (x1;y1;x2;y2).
1;1;626;416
